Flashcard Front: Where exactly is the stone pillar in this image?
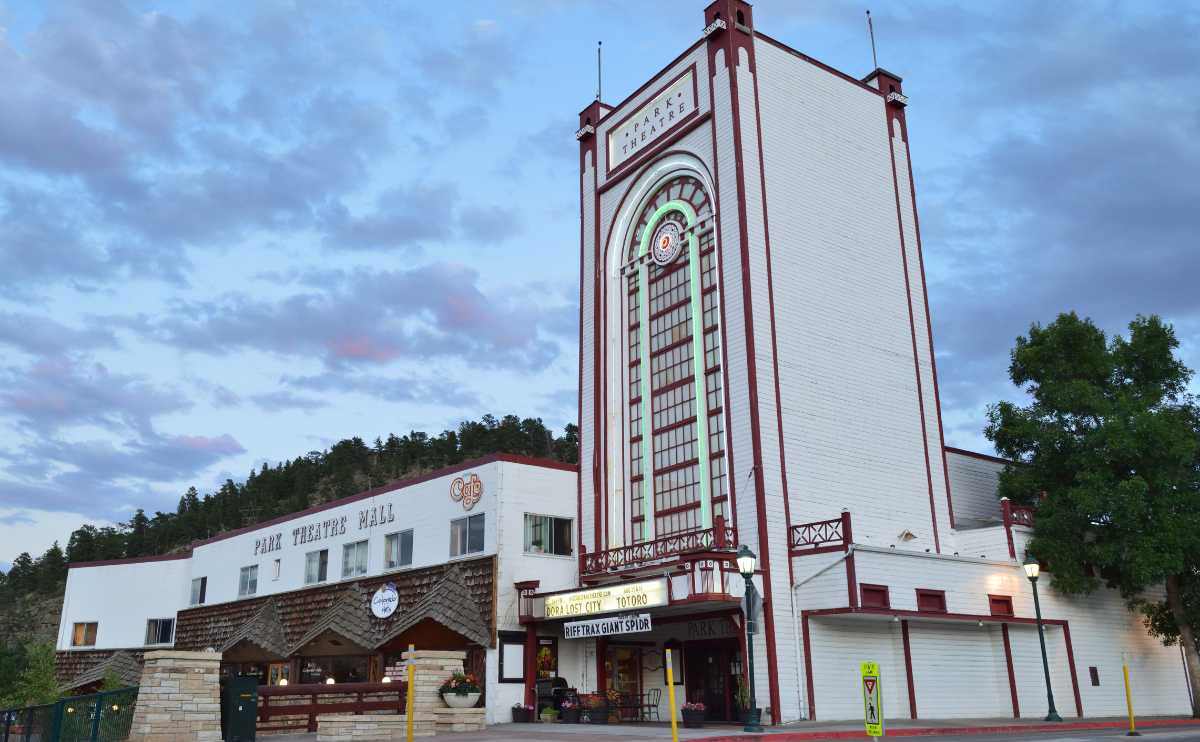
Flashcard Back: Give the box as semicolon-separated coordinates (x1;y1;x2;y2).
127;650;223;742
402;649;467;721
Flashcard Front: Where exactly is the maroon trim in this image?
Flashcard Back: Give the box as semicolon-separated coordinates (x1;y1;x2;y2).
845;553;859;608
1001;624;1020;718
1001;499;1018;560
605;64;701;179
901;619;917;719
1062;623;1084;717
945;446;1013;466
802;611;815;719
988;594;1015;617
754;32;885;98
578;118;587;573
594;114;604;555
69;551;192;569
598;113;714;197
884;101;940;554
186;453;576;550
804;606;1068;627
524;623;537;705
893;107;956;530
593;40;706;130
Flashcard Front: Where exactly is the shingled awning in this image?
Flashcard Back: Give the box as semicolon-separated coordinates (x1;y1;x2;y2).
59;650;142;693
219;598;289;660
374;565;491;648
290;583;378;655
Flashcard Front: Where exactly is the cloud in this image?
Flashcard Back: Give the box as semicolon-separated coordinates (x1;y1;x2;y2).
318;184;457;252
0;312;118;357
283;370;481;409
140;263;570;371
414;19;516;97
250;390;328;412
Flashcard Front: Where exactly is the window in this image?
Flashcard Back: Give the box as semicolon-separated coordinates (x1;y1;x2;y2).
190;577;207;606
385;530;414;569
523;515;573;556
988;595;1014;617
272;558;281;580
450;514;485;557
71;622;97;647
305;550;328;585
238;565;258;597
342;540;369;578
915;588;947;613
497;631;526;683
1089;666;1100;686
145;618;174;645
860;584;891;609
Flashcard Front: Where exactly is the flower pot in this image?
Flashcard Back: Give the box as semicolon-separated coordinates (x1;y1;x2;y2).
561;708;580;723
682;709;705;729
511;708;533;723
588;705;609;724
539;709;558;723
443;691;480;708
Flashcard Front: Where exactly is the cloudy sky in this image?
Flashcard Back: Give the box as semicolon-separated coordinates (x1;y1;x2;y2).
1;1;1197;567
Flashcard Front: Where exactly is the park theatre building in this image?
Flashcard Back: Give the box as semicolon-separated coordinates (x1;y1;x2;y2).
57;0;1194;726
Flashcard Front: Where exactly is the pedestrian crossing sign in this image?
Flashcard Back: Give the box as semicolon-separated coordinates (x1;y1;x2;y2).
861;661;884;737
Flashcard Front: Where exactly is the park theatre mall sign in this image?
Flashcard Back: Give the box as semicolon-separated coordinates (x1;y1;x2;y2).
606;67;696;172
542;577;668;619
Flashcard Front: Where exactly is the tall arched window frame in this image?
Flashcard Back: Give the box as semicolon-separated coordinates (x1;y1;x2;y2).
620;174;727;543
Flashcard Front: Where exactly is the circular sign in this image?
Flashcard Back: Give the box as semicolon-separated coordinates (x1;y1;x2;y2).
371;583;399;619
650;221;684;265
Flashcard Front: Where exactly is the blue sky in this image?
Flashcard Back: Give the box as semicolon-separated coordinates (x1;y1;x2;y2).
2;1;1197;564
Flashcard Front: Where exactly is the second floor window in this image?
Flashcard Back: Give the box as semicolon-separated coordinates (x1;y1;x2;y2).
385;530;413;569
190;577;207;606
450;514;485;557
306;550;329;585
524;514;573;555
72;622;97;647
145;618;174;645
239;565;258;597
342;540;369;578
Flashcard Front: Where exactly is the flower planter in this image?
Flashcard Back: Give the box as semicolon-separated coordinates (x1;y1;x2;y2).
443;692;480;708
682;709;705;729
539;709;558;723
587;705;608;724
511;707;533;723
561;708;580;723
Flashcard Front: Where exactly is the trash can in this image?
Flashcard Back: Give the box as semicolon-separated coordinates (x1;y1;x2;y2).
220;675;258;742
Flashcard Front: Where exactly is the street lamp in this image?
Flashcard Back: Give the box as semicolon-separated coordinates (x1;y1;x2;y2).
1023;553;1062;722
736;544;764;733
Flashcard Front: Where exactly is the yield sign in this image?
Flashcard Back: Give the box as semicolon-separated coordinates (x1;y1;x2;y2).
864;678;877;696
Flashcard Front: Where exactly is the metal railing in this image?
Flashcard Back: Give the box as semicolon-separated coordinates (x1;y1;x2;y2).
2;687;138;742
256;682;407;733
789;512;852;556
579;515;736;575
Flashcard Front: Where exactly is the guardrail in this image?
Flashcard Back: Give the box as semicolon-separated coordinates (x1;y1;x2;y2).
579;515;736;575
1;686;138;742
257;681;407;734
789;512;852;556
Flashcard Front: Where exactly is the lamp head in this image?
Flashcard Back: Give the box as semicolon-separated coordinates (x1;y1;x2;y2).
736;544;757;577
1022;553;1040;581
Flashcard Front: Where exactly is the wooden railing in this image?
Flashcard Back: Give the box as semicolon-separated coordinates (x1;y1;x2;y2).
579;515;736;575
789;511;852;556
257;682;407;733
1000;498;1036;559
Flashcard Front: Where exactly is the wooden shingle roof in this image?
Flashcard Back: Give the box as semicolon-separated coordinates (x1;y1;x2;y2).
219;597;289;658
60;650;142;693
375;565;491;647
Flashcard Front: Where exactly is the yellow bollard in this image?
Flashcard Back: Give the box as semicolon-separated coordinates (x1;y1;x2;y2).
1123;661;1140;736
406;643;417;742
666;648;679;742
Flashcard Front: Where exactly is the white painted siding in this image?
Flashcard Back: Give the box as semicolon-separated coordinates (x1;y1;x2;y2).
945;449;1006;528
580;146;596;554
58;558;191;651
908;622;1009;718
808;618;909;722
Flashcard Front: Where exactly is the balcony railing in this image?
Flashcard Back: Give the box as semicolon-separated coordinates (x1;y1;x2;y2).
1000;498;1036;559
579;515;736;575
789;511;852;556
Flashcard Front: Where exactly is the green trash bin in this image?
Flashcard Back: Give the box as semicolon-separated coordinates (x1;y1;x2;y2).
221;676;258;742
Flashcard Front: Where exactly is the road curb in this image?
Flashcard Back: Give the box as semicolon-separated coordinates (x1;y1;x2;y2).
702;717;1200;740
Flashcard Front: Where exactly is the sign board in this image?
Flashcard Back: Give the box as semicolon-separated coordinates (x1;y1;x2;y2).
861;661;884;737
606;67;697;172
543;577;668;619
371;583;399;619
450;473;483;511
564;613;652;639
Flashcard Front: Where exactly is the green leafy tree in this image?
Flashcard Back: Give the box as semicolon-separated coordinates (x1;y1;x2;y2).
8;643;59;707
986;312;1200;716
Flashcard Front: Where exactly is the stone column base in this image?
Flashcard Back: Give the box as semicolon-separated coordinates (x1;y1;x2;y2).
316;714;435;740
433;707;486;733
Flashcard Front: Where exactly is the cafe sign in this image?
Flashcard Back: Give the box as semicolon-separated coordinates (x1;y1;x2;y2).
543;577;668;619
564;613;652;639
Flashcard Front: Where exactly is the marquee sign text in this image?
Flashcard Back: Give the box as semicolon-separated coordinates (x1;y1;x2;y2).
564;613;652;639
543;578;668;619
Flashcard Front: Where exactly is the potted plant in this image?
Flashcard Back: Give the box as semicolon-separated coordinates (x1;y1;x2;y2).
585;694;608;724
511;703;534;723
734;675;752;722
559;699;581;723
439;671;481;708
681;701;706;728
539;706;558;723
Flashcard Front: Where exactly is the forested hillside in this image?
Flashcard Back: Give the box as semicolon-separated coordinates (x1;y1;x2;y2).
0;413;578;702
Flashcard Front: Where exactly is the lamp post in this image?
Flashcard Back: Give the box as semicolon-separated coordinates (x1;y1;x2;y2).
736;544;764;733
1023;553;1063;722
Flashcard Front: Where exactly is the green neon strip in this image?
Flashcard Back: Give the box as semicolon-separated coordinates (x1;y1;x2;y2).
636;199;713;533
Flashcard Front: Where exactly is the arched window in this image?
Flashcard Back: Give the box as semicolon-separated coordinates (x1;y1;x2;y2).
621;175;727;542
